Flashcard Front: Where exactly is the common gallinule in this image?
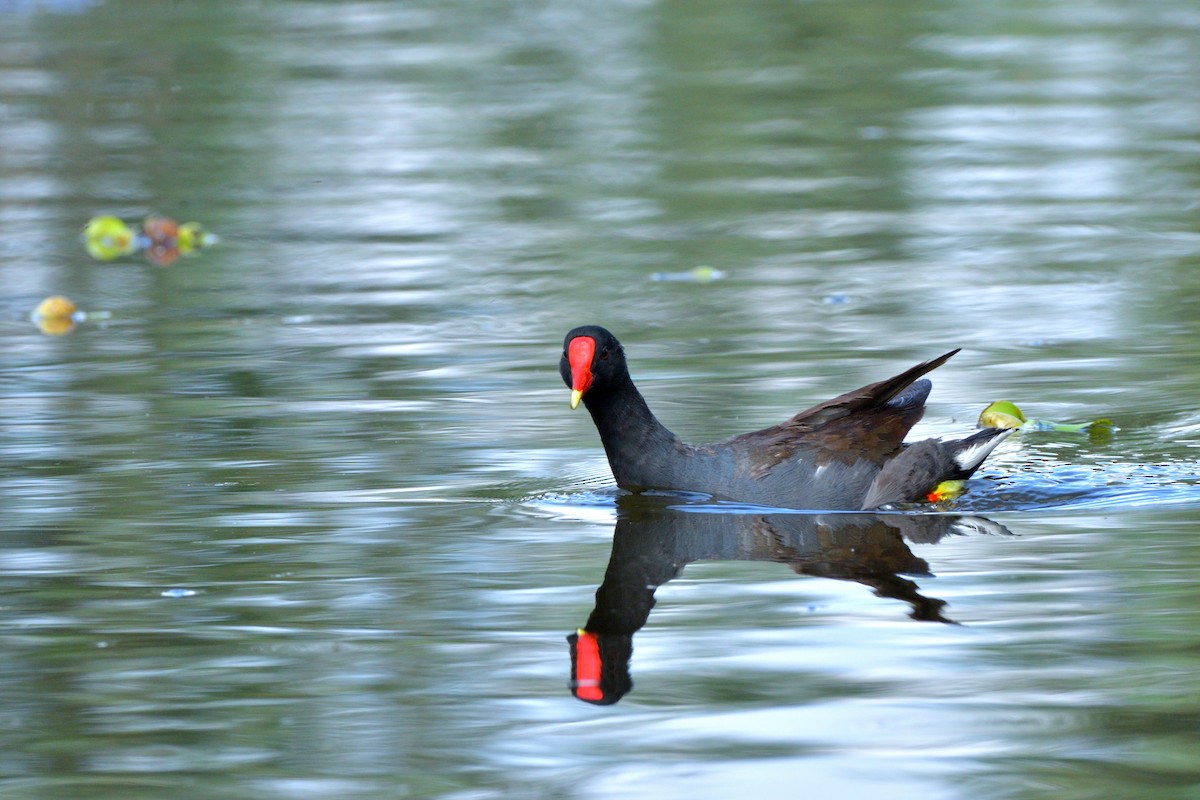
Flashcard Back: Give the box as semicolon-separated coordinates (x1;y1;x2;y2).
560;325;1010;510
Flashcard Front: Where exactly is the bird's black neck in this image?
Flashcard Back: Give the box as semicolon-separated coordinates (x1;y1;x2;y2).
584;376;685;489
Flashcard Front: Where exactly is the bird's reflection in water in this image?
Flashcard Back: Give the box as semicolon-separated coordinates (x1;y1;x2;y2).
567;493;1011;705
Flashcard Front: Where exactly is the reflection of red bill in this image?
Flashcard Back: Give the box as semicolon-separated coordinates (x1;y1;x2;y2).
573;628;603;702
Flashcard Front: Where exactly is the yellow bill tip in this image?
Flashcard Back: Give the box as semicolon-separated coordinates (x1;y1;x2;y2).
570;389;583;410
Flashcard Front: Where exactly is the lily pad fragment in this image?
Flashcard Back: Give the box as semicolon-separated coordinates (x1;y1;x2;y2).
979;400;1114;439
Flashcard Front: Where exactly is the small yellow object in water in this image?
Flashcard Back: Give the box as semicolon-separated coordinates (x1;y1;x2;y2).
978;400;1026;429
32;295;80;336
650;265;726;283
82;215;136;261
178;221;218;255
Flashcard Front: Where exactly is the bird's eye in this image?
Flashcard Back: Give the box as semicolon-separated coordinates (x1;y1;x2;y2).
599;348;610;360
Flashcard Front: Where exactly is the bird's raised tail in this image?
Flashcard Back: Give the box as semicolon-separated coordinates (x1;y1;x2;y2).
861;427;1013;510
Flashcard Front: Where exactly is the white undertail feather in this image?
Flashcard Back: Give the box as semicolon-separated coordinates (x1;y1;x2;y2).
952;428;1014;471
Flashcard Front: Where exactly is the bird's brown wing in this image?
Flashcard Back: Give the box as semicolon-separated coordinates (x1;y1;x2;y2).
727;349;960;476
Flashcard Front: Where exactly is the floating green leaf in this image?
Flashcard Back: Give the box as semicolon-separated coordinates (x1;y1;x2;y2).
979;400;1114;439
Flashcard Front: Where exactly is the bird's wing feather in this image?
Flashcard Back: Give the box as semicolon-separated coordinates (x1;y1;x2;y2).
726;349;961;475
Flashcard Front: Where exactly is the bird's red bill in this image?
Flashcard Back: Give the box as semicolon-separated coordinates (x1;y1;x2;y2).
568;336;595;402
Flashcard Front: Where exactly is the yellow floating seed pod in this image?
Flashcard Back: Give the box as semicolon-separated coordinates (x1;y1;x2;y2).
178;221;218;255
82;215;136;261
31;295;81;336
978;400;1026;429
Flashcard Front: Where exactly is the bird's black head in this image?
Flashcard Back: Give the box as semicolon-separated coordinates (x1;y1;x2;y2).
560;325;629;409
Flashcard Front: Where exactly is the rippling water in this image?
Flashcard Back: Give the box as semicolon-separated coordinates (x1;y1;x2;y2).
2;1;1199;798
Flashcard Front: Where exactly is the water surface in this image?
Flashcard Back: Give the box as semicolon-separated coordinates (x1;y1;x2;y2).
2;1;1199;798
